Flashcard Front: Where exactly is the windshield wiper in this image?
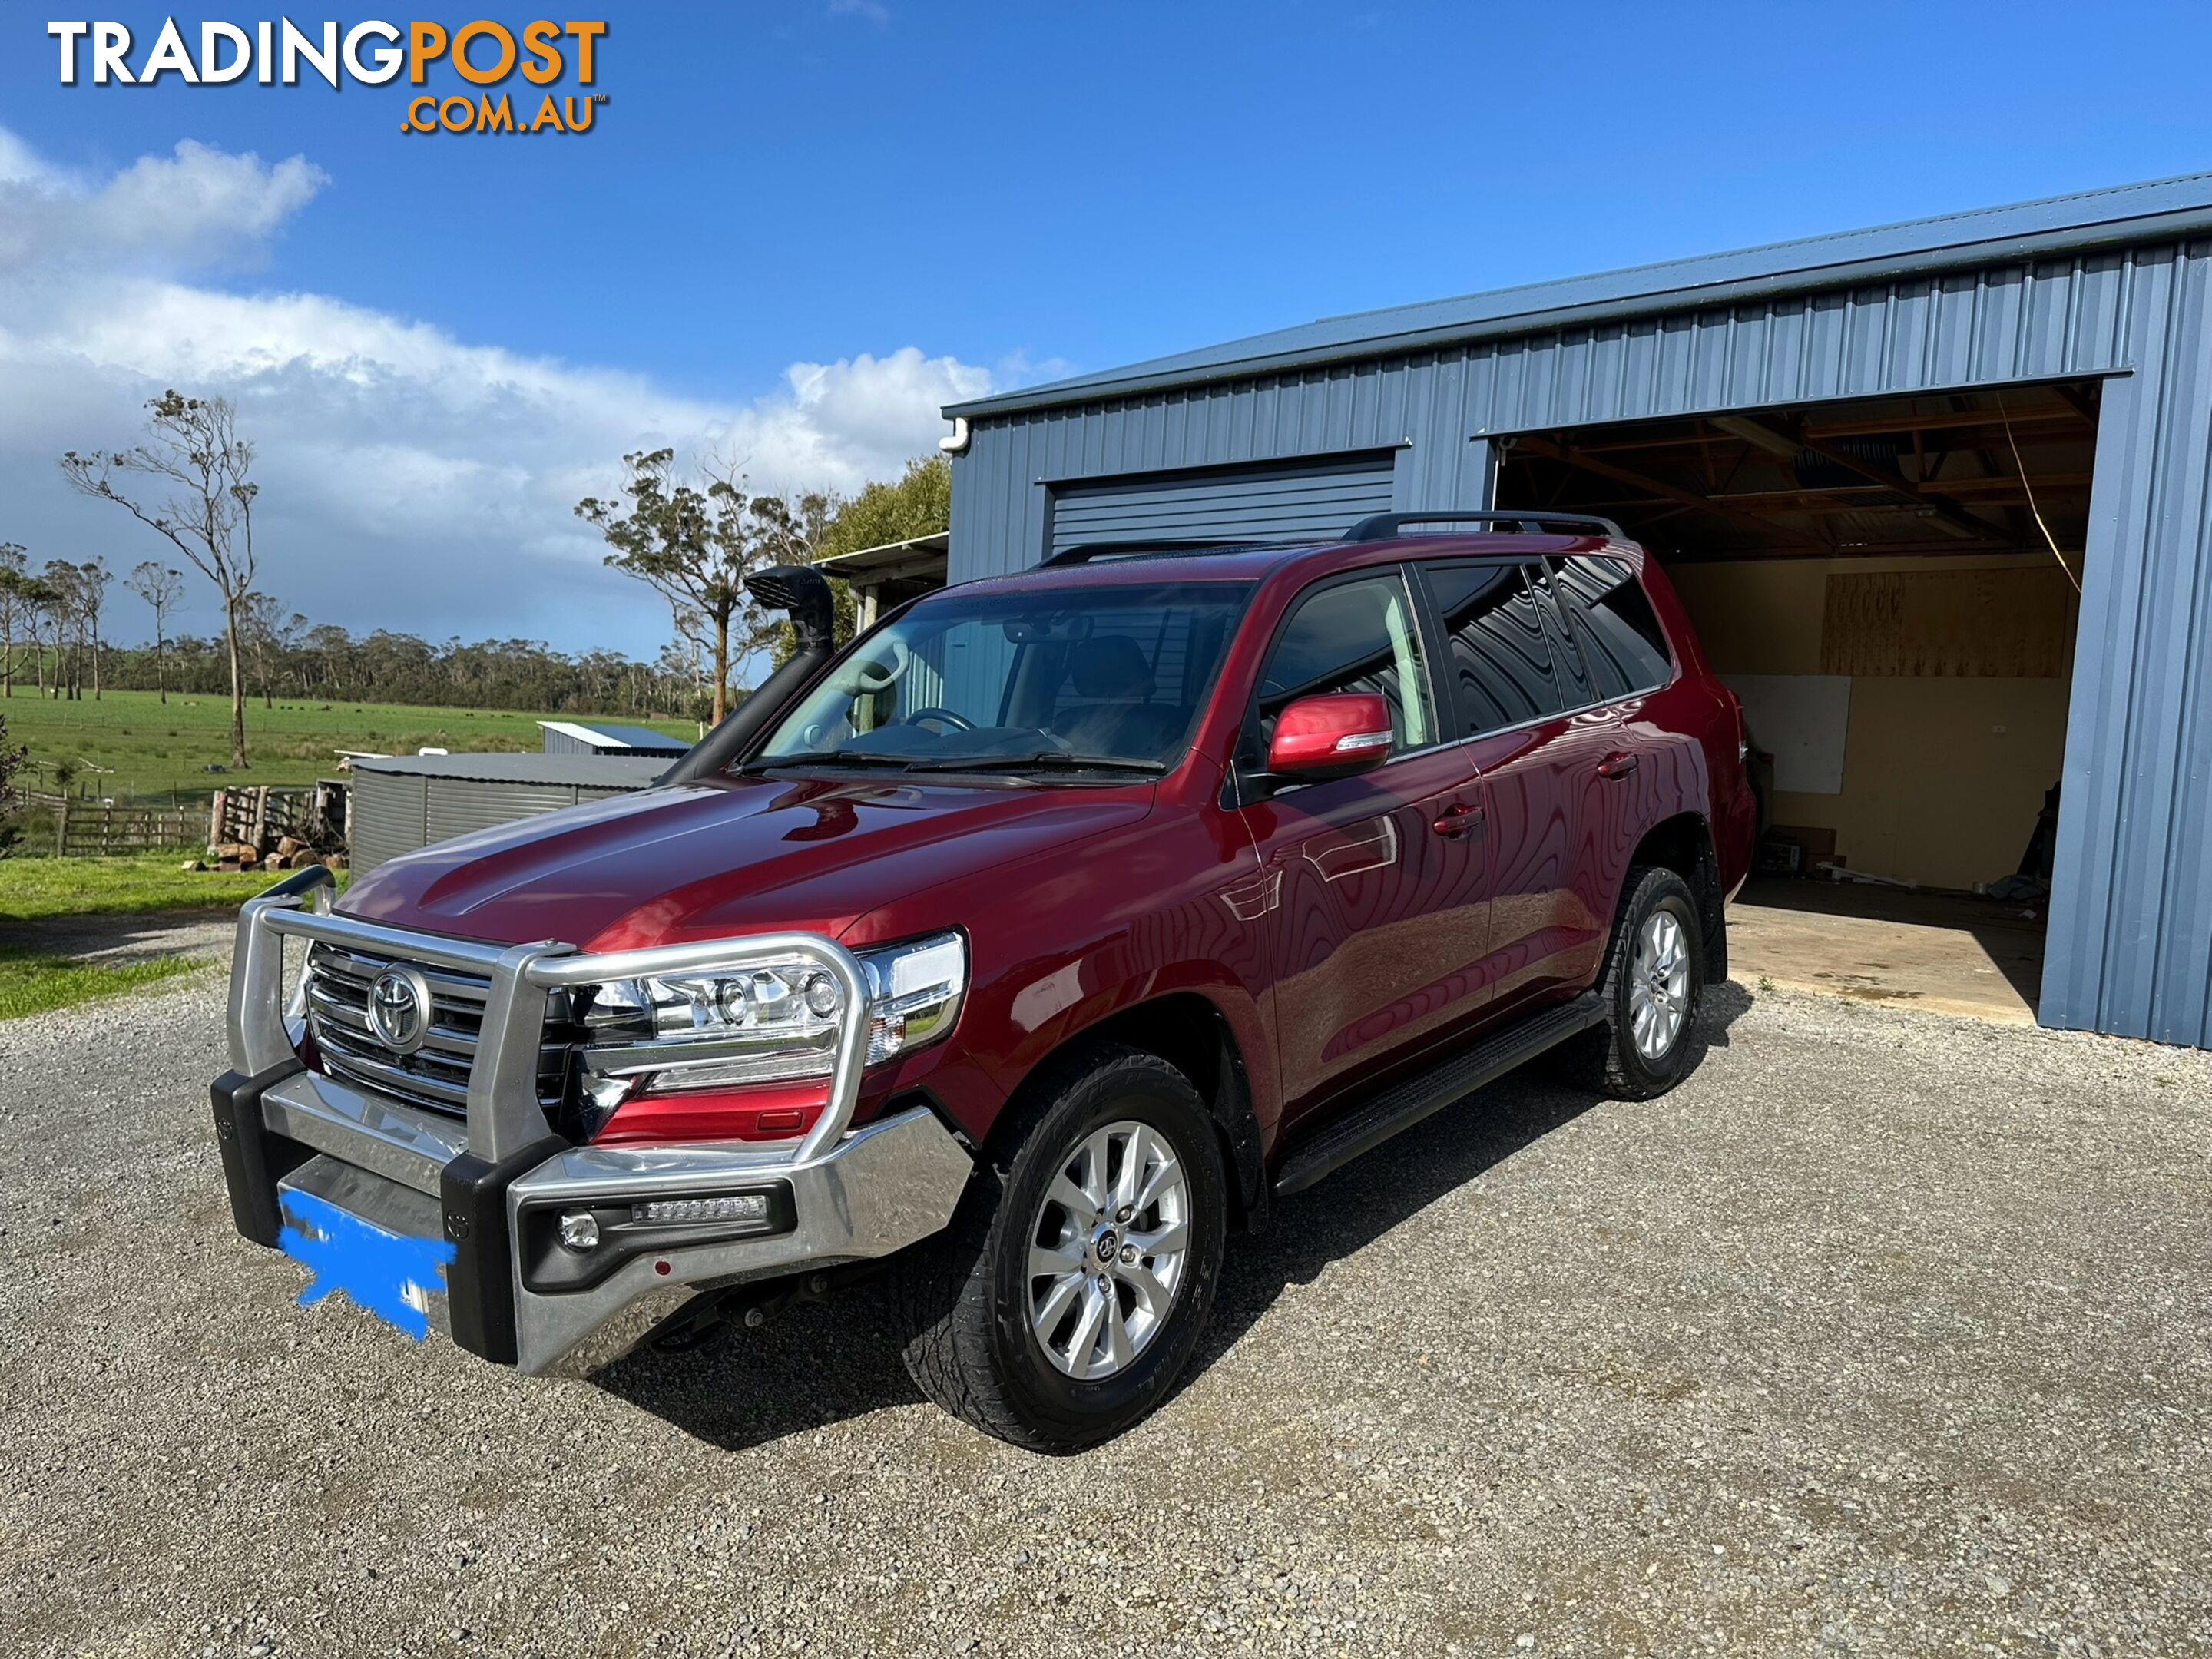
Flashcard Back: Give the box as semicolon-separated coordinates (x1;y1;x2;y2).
737;750;922;773
899;752;1167;775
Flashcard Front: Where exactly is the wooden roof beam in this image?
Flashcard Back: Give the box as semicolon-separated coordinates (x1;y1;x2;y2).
1507;434;1826;551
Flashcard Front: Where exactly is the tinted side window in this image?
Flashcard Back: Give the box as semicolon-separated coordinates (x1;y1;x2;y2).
1257;572;1439;753
1545;555;1674;701
1530;561;1596;707
1420;561;1568;734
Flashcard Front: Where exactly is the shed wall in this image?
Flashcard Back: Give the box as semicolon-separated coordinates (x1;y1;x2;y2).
425;779;576;843
949;242;2212;1045
348;773;427;875
347;769;657;873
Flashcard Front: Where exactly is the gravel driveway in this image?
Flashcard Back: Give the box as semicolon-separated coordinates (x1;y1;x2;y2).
2;959;2207;1658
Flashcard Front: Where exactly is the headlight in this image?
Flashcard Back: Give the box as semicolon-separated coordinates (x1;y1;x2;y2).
860;932;966;1064
576;932;967;1115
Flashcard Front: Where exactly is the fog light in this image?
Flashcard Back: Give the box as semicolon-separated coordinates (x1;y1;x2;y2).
557;1210;601;1253
633;1193;771;1227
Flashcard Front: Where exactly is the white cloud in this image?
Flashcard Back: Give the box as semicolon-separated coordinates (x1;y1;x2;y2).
0;126;992;658
0;134;326;276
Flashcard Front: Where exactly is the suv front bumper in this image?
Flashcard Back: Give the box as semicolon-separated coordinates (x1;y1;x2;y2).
214;868;972;1374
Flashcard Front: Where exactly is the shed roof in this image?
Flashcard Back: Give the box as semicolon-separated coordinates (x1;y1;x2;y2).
537;719;689;750
815;531;949;585
349;752;669;788
949;171;2212;419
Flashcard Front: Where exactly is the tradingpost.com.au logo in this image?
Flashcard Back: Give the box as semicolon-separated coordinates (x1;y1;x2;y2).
47;18;609;134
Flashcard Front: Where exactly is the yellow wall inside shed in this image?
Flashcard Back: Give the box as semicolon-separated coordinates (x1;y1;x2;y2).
1664;552;2077;891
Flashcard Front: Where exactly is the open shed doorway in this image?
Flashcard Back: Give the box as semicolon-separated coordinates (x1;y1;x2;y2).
1495;382;2100;1023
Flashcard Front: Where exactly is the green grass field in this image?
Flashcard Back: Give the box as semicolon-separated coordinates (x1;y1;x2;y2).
0;946;210;1021
2;690;697;803
0;853;342;921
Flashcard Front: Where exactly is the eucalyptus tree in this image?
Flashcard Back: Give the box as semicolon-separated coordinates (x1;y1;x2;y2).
61;392;260;766
578;452;832;725
0;544;27;698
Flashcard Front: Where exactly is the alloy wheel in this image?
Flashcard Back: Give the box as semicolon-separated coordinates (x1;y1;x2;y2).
1629;909;1691;1061
1025;1119;1190;1380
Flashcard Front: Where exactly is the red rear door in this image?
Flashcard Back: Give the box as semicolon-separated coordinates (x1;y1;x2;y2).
1518;553;1684;997
1416;559;1594;1009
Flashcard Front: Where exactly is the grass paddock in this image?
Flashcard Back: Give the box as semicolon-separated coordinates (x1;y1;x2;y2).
0;853;339;922
0;947;210;1020
3;690;694;803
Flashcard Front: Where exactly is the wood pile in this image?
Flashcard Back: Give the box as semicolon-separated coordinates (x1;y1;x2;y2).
204;783;350;873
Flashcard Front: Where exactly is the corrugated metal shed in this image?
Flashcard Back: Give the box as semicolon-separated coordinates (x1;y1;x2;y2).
945;174;2212;1048
538;720;690;758
347;753;665;873
348;770;428;876
353;753;670;787
949;172;2212;416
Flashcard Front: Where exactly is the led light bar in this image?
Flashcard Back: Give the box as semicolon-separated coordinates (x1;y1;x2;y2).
632;1192;773;1227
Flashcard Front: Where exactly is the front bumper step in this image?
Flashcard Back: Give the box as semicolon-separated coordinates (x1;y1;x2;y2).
214;1065;973;1373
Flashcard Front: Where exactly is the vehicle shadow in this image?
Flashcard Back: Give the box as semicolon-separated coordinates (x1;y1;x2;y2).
588;1283;926;1450
591;981;1755;1454
4;909;238;964
1200;979;1753;1366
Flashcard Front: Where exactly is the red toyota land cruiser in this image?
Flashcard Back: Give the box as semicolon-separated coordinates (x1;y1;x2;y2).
214;512;1754;1450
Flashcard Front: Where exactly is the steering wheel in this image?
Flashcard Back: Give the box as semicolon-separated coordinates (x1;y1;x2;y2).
905;707;976;734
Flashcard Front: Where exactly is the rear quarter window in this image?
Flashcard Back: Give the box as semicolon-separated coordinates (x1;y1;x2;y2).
1544;555;1673;703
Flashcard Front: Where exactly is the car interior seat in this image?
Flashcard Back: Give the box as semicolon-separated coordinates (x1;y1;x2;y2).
1054;635;1185;759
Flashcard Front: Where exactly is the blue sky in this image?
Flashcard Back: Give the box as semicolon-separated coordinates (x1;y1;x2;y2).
5;2;2211;658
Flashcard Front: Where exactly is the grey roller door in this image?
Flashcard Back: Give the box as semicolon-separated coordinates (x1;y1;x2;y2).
1048;452;1396;558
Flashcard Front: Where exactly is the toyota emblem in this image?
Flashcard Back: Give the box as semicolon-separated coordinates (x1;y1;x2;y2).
366;965;433;1055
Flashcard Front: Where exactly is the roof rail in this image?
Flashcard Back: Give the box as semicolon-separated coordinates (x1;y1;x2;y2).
1042;538;1281;567
1341;509;1625;542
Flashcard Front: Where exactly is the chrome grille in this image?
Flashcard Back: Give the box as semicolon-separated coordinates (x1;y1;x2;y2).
304;942;576;1120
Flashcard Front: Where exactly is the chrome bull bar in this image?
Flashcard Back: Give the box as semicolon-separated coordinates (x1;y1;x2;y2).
217;866;971;1374
227;865;873;1165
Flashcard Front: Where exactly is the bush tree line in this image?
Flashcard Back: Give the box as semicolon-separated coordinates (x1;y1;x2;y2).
12;624;710;720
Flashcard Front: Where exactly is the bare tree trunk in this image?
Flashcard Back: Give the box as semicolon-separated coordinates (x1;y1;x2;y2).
711;609;730;726
224;594;248;768
157;630;167;704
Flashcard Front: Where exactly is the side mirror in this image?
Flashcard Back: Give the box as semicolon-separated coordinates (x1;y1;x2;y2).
1266;693;1393;780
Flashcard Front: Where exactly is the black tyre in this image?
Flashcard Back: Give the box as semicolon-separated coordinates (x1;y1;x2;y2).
894;1041;1227;1452
1556;864;1704;1099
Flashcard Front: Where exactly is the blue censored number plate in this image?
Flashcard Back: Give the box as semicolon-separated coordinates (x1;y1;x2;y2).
278;1188;457;1343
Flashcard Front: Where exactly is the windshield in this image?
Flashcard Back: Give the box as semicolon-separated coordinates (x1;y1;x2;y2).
750;580;1253;774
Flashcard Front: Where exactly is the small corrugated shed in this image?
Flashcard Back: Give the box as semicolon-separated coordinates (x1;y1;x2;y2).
348;752;667;873
537;720;690;758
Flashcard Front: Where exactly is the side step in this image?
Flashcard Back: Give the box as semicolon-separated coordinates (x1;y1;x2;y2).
1273;992;1607;1197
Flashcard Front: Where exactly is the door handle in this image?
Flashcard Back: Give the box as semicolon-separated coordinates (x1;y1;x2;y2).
1431;802;1485;838
1596;752;1640;780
